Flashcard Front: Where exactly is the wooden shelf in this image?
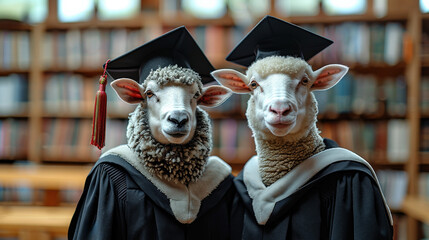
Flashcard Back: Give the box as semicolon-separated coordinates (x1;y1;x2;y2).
44;15;154;29
274;13;408;25
402;195;429;224
0;20;32;30
0;69;30;76
0;1;426;238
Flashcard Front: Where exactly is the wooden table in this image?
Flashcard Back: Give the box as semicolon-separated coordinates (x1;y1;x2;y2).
0;164;91;206
0;164;92;239
0;205;75;239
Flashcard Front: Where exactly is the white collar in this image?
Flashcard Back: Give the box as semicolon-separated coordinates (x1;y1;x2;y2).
102;145;232;224
243;147;392;225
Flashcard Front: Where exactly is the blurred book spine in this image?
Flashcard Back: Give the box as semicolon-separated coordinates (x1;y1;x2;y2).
0;119;29;160
318;119;409;163
0;30;31;70
304;21;405;66
0;74;28;115
41;118;128;162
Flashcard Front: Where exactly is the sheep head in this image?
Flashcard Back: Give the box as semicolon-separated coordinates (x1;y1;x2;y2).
212;56;348;140
111;65;232;145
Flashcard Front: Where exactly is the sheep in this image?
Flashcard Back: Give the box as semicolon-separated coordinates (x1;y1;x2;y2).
212;56;348;186
111;65;232;185
69;64;235;240
211;55;393;239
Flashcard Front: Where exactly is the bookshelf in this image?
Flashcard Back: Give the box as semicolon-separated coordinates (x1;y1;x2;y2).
0;0;427;238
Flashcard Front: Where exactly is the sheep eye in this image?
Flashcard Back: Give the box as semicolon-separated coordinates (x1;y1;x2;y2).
249;80;259;89
301;76;309;85
145;90;154;98
193;91;201;99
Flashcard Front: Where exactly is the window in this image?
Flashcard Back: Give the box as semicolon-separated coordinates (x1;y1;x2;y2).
182;0;227;19
275;0;319;16
322;0;366;15
0;0;47;23
58;0;140;22
421;0;429;13
97;0;140;20
58;0;94;22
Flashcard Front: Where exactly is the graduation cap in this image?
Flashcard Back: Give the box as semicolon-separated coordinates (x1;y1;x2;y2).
91;26;215;150
226;15;333;67
105;26;215;84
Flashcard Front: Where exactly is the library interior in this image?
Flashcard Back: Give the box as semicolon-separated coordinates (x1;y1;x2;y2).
0;0;428;239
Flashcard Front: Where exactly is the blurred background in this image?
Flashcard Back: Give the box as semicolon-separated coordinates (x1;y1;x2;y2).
0;0;428;239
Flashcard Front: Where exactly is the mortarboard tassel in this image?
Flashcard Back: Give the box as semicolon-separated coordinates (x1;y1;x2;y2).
91;59;110;150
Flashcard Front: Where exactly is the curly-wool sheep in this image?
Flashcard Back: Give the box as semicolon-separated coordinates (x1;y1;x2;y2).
212;56;348;186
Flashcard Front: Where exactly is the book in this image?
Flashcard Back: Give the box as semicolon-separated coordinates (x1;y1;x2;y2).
384;22;404;65
65;29;82;70
387;119;409;162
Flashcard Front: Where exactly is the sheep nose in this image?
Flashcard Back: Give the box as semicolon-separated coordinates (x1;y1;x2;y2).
269;104;291;116
167;111;189;128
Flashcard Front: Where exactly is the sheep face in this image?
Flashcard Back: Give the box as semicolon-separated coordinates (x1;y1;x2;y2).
212;56;348;138
246;70;312;137
144;80;200;144
111;66;231;145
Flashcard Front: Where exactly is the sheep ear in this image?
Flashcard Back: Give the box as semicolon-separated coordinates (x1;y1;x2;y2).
211;69;252;94
111;78;145;104
311;64;349;91
198;85;232;107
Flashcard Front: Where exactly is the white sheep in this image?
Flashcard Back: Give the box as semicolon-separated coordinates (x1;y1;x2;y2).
212;55;393;239
213;56;348;185
69;65;235;239
111;65;232;185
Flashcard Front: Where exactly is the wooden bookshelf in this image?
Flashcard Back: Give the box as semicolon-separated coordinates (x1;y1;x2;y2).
1;0;428;238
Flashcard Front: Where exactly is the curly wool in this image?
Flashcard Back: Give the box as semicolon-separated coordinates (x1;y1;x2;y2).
257;125;325;186
143;65;203;93
246;56;311;80
126;103;212;185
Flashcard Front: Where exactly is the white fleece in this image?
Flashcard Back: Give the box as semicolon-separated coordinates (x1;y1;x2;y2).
101;145;232;224
243;147;393;226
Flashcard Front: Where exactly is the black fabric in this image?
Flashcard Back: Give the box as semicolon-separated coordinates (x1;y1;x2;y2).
226;15;333;67
105;26;215;84
231;139;393;240
68;155;235;240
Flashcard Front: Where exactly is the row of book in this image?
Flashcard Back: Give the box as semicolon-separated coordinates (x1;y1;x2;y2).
0;184;82;204
37;21;405;71
42;118;128;162
318;119;409;163
43;74;135;116
0;74;28;116
0;119;28;161
305;21;405;66
0;30;31;70
41;25;247;70
315;74;407;117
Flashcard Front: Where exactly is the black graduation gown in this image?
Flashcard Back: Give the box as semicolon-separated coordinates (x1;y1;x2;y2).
68;153;235;240
230;139;393;240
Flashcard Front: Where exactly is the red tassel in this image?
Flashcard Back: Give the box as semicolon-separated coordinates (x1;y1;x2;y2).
91;60;110;150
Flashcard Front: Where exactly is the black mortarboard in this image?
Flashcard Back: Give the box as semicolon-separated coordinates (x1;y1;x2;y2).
105;26;215;84
226;15;333;67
